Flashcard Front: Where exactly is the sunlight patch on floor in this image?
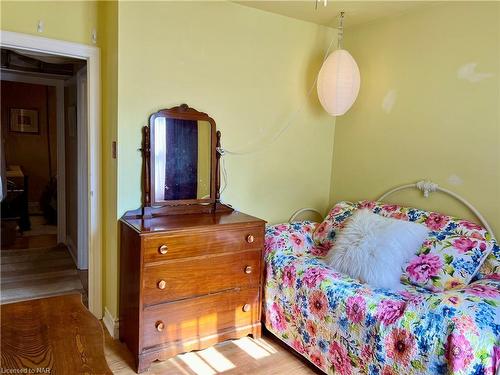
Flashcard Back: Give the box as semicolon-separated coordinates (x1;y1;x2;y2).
178;352;217;375
168;358;193;375
198;347;236;372
169;337;279;374
232;337;271;359
253;338;278;354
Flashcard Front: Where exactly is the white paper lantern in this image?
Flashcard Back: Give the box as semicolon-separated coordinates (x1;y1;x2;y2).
317;49;360;116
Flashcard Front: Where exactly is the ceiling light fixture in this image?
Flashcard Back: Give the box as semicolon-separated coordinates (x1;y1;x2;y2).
317;12;361;116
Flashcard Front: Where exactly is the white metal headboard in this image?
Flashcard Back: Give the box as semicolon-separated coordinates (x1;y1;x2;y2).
288;207;323;223
289;180;495;240
378;180;495;239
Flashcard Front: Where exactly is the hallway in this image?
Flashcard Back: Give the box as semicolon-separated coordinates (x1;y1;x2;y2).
1;216;86;305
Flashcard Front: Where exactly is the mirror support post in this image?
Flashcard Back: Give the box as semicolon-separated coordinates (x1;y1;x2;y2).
141;126;152;218
215;130;222;207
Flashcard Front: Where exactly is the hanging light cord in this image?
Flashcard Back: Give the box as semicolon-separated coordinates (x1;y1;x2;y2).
219;154;228;195
338;11;345;49
218;12;345;201
221;14;343;157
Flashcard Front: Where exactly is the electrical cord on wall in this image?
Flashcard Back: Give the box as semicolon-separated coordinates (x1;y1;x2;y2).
218;13;343;202
221;21;339;156
220;152;228;196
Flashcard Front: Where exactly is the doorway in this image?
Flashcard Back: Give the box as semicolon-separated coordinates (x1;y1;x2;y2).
1;49;88;303
0;31;102;318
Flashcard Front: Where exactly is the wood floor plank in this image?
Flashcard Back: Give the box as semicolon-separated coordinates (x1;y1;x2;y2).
0;247;68;265
1;234;57;249
1;294;112;374
1;241;84;304
1;268;79;284
1;245;63;256
1;276;84;304
1;256;74;272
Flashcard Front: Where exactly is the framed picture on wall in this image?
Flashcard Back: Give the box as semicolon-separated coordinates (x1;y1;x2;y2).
9;108;39;134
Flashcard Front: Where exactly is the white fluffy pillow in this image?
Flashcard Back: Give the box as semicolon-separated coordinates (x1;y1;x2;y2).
325;209;428;289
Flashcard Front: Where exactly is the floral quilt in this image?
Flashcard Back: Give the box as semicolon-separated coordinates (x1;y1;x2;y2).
264;222;500;375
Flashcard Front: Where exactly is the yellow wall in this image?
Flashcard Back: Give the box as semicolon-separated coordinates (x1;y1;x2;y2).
1;1;98;45
113;0;336;318
97;0;118;322
331;2;500;236
9;1;494;326
1;0;119;319
1;0;336;325
117;2;335;223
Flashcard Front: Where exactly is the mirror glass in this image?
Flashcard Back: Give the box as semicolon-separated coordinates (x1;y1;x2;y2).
152;118;211;202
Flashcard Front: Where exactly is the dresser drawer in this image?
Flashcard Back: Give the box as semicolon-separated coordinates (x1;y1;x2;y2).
142;225;263;263
142;287;259;350
143;250;261;306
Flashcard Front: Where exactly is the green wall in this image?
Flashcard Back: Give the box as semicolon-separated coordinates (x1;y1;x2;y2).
331;2;500;236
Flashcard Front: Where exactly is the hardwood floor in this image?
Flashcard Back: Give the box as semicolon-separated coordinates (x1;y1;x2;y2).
1;294;112;374
3;216;58;249
23;215;57;236
2;296;318;375
0;216;86;304
2;233;58;249
1;219;315;374
104;327;318;375
1;242;85;304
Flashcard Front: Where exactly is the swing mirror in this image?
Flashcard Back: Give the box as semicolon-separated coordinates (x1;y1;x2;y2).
147;104;217;207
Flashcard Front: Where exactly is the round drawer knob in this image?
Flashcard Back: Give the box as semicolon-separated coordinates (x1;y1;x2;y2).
158;244;168;255
242;304;251;312
157;280;167;290
155;321;164;332
244;266;253;274
246;235;255;244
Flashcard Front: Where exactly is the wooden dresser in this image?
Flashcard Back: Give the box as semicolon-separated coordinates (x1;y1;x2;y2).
119;210;266;373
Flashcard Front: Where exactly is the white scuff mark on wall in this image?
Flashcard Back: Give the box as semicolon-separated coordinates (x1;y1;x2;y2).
448;174;463;186
382;89;397;114
457;63;494;83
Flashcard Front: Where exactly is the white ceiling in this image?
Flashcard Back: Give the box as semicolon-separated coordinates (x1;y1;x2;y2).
235;1;437;28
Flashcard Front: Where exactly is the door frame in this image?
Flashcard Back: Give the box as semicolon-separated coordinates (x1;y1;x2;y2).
76;67;89;270
1;31;102;318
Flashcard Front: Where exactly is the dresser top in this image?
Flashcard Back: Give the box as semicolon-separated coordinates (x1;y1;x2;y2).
121;210;265;234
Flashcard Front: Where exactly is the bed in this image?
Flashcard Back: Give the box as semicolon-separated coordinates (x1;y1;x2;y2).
263;181;499;375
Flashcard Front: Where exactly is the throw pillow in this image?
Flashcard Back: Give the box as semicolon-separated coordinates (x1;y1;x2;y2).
325;209;428;289
313;201;357;253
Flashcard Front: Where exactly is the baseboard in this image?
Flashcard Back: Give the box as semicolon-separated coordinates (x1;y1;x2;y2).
103;307;120;339
66;236;78;266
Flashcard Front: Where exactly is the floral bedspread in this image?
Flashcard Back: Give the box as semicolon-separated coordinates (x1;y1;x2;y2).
264;222;500;375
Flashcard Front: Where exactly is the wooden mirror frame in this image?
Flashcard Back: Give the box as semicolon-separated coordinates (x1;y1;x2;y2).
139;104;229;217
149;104;217;207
